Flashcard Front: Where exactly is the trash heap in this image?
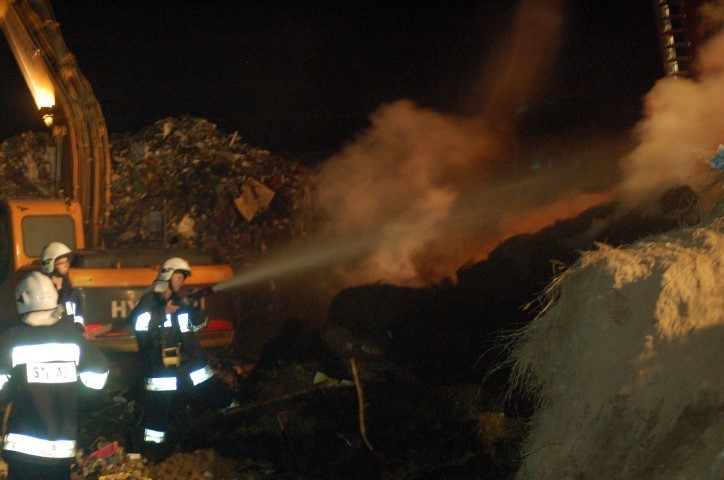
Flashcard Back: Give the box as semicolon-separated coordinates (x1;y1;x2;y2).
0;131;57;199
107;116;314;264
0;117;315;265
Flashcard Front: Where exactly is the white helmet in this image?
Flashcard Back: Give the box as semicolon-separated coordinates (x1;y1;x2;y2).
16;271;59;315
156;257;191;281
40;242;72;274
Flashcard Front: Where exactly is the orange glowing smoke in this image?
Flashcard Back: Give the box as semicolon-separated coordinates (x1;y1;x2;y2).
496;191;613;242
316;103;620;287
479;0;564;140
311;0;627;288
402;190;613;285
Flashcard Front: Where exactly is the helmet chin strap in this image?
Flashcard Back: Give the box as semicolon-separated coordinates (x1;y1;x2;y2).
50;275;64;290
152;280;169;293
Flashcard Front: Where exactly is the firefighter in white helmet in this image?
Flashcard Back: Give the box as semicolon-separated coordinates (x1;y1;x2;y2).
126;257;235;461
0;272;108;480
39;242;85;332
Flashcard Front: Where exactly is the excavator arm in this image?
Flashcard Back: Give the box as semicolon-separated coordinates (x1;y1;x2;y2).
0;0;110;247
652;0;702;78
652;0;723;79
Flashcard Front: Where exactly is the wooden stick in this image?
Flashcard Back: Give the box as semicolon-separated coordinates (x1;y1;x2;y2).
350;357;374;451
276;410;305;472
2;402;12;437
223;381;351;416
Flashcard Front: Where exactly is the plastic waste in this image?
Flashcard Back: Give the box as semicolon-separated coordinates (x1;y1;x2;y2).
710;144;724;170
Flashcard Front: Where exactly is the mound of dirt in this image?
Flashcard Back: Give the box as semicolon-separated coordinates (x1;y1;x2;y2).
509;199;723;480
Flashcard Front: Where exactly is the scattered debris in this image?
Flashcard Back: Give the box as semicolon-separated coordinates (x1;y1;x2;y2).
74;447;236;480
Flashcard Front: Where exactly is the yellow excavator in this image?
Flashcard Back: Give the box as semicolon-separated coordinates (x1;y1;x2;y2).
1;0;109;246
0;0;236;352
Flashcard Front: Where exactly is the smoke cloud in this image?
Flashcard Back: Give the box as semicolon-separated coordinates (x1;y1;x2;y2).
313;97;629;286
314;100;498;286
258;2;724;292
478;0;564;134
616;31;724;213
310;0;632;287
252;2;723;336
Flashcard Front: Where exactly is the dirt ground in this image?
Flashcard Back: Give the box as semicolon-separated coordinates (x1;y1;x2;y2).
38;196;722;480
70;349;524;480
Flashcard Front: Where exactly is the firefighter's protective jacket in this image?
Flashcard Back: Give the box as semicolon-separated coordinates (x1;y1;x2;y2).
57;277;85;330
128;290;213;392
0;322;108;463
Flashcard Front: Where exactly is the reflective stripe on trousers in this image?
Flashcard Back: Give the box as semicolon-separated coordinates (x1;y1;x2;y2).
3;432;76;458
145;364;213;391
144;428;165;443
145;376;177;391
189;365;213;386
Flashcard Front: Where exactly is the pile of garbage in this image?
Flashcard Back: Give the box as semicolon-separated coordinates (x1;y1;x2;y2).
0;131;57;199
0;117;315;265
107;117;314;264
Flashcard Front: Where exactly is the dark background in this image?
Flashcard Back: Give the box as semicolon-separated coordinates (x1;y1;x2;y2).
0;1;664;160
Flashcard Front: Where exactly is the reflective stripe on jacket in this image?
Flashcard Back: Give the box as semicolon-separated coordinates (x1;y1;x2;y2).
0;322;108;460
127;291;209;380
3;433;75;459
58;281;85;329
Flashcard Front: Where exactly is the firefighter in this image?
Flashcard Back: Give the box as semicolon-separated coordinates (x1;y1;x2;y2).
40;242;85;332
126;257;235;460
0;272;109;480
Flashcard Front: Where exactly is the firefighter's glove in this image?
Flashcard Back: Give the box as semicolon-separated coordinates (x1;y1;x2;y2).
175;295;201;310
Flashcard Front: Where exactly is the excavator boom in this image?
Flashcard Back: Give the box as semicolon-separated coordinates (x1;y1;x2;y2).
652;0;723;79
0;0;110;247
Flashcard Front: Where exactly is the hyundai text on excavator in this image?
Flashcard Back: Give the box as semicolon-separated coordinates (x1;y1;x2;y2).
0;0;236;351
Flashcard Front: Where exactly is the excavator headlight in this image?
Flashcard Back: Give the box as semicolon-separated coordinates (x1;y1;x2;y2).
40;106;54;127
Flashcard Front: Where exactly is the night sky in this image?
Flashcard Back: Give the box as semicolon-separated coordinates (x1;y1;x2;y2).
0;1;664;159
